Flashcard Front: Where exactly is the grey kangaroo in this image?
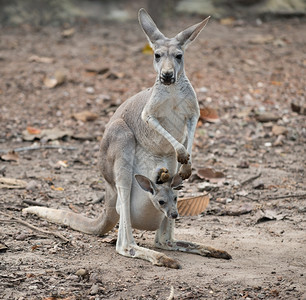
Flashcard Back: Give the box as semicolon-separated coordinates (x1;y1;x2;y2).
23;8;231;268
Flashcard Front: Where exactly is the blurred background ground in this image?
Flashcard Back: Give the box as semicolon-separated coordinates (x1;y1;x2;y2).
0;1;305;299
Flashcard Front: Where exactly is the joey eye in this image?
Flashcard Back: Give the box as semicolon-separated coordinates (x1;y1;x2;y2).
159;200;165;205
174;196;177;202
176;54;182;60
155;53;161;60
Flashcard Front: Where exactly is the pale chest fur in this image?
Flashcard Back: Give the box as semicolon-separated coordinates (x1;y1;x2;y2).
138;78;199;155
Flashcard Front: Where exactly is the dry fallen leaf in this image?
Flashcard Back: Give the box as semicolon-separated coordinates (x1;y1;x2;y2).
61;28;75;38
72;110;99;122
291;101;306;115
0;242;8;252
197;168;225;183
256;209;286;224
28;55;54;64
85;64;109;75
0;151;19;162
22;127;73;141
43;69;67;88
142;43;153;55
178;194;210;217
56;160;68;168
27;126;41;135
43;77;58;88
101;237;117;244
106;72;125;80
0;178;27;189
220;17;235;26
272;125;288;136
249;34;274;44
199;107;220;123
51;185;64;191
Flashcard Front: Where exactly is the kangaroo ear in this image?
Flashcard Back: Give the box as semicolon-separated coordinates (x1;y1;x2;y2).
138;8;165;47
171;173;183;189
135;174;156;194
175;16;210;49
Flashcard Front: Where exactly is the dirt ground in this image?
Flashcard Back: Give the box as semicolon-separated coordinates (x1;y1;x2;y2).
0;12;306;300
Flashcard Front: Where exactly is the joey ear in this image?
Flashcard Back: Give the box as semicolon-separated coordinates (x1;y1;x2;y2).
135;174;156;194
171;173;183;189
138;8;165;46
175;16;210;49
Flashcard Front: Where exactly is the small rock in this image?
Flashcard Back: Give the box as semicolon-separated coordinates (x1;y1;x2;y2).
66;274;79;281
75;268;88;278
256;112;280;123
237;160;249;168
226;198;233;203
15;233;28;241
273;135;285;146
264;142;272;147
197;182;219;192
85;87;95;94
197;86;208;93
253;180;265;190
26;180;38;191
89;272;103;283
272;125;287;136
90;284;99;295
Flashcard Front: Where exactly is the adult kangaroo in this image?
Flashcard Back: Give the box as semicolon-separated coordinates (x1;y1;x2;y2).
23;9;231;268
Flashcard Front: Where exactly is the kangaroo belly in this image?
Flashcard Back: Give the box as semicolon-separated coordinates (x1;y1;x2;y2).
130;184;165;231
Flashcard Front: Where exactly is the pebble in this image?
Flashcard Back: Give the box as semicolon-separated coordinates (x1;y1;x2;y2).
75;268;88;278
15;233;28;241
26;180;38;191
86;87;95;94
90;284;99;295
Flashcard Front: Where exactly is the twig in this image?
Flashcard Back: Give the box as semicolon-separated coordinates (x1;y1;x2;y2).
0;211;70;243
240;170;262;187
265;193;306;201
0;145;77;154
237;192;306;201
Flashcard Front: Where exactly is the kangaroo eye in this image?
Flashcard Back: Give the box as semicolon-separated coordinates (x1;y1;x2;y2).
174;197;177;202
159;200;165;205
155;53;161;60
176;54;182;60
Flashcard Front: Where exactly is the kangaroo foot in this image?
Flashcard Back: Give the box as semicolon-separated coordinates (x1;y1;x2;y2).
176;146;190;164
205;246;232;260
117;244;181;268
156;167;170;184
179;163;192;180
156;240;232;260
156;254;181;269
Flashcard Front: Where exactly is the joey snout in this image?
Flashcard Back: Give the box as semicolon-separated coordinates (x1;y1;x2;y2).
169;211;178;219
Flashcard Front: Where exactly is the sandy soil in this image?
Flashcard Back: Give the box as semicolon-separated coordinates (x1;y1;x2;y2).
0;13;306;300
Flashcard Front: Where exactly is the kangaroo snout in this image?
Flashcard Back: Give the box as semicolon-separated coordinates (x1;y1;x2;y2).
160;71;175;85
170;212;178;219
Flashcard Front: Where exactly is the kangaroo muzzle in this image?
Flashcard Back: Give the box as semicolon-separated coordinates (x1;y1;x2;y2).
160;71;175;85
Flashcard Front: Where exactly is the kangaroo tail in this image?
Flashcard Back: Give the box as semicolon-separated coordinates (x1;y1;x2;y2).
22;206;119;236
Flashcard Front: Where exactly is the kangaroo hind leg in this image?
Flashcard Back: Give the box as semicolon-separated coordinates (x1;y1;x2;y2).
111;120;180;268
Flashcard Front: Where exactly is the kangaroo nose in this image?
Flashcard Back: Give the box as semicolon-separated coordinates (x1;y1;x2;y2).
162;71;173;79
161;71;175;85
171;212;178;219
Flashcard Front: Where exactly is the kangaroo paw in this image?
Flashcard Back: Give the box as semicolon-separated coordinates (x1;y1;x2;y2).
179;163;192;180
156;167;170;184
176;147;190;164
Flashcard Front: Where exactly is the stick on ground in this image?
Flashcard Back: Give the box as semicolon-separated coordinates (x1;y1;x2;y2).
0;211;70;243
